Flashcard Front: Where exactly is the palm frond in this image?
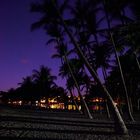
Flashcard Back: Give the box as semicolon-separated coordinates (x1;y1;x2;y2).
31;18;49;31
51;54;61;59
59;0;69;14
30;2;43;13
47;38;57;45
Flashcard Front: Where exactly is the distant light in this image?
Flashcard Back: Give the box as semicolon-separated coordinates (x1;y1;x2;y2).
19;101;22;105
95;98;99;102
40;104;46;108
40;99;46;103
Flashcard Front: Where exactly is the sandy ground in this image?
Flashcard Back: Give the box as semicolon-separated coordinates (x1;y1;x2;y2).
0;105;140;140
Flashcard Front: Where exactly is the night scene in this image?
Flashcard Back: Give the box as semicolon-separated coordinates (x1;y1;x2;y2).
0;0;140;139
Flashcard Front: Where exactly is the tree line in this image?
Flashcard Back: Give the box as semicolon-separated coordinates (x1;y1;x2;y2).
29;0;140;135
0;0;140;135
1;65;68;108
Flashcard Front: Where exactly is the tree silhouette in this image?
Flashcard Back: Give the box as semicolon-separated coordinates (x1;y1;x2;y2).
32;65;57;107
30;0;130;134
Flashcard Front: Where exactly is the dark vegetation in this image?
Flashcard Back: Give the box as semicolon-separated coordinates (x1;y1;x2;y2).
0;0;140;136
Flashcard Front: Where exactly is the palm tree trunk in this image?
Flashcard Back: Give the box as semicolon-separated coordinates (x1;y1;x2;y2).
69;88;82;113
138;98;140;110
121;9;140;72
134;52;140;71
63;54;93;119
129;97;133;113
105;100;111;119
55;39;92;118
51;0;128;135
103;0;134;122
102;67;111;119
110;32;134;121
102;66;107;82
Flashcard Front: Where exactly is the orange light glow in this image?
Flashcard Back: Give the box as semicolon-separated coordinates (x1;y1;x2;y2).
40;104;46;108
40;99;46;103
95;98;99;102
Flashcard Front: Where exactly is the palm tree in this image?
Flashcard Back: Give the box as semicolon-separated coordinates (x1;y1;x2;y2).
106;53;140;115
52;44;81;112
107;0;140;72
59;58;92;109
50;86;69;110
66;79;81;112
18;76;35;104
69;0;99;42
116;24;140;71
53;44;93;118
103;0;140;102
101;0;134;121
30;0;128;134
91;42;113;81
104;0;139;70
61;58;93;119
46;23;87;113
45;19;93;118
57;2;128;132
32;65;57;107
103;0;131;25
119;53;140;113
130;0;140;22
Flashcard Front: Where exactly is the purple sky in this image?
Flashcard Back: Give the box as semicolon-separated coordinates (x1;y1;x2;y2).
0;0;66;91
0;0;131;92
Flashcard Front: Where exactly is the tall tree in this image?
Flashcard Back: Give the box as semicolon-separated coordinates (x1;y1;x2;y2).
102;0;134;121
32;65;57;106
52;44;81;113
30;0;128;134
53;44;93;118
44;13;93;118
18;76;35;103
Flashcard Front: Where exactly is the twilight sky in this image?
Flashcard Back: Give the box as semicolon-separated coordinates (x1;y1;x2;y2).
0;0;66;91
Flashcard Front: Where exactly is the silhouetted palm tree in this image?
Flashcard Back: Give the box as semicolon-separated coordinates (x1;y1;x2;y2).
47;24;86;113
46;21;92;117
119;53;140;112
66;77;81;112
18;76;35;104
91;42;113;81
30;0;128;134
108;0;140;72
102;0;139;94
114;24;140;72
55;45;93;118
130;0;140;22
106;53;140;115
32;65;57;106
102;0;134;121
52;44;82;112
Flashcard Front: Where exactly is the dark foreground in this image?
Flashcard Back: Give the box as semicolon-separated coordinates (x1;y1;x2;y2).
0;105;140;140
